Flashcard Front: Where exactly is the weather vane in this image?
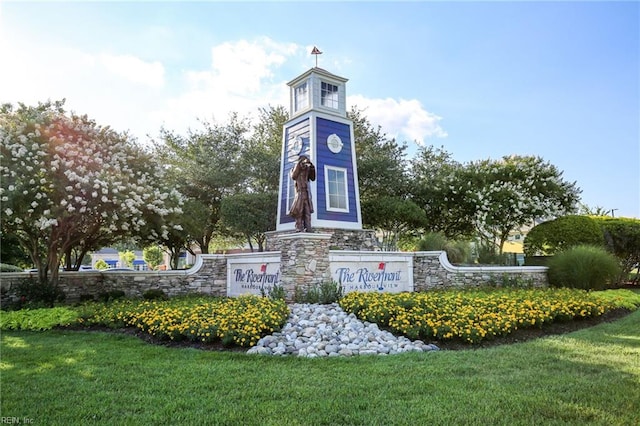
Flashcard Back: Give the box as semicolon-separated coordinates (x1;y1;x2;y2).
311;46;322;67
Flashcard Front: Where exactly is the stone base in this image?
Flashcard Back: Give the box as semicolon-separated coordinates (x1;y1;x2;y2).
266;228;379;252
271;233;332;302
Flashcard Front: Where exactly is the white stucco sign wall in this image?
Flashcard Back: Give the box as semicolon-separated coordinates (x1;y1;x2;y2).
329;251;414;294
227;253;281;297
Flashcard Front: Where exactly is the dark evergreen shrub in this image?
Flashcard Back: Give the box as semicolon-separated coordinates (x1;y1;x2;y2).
143;289;168;300
594;217;640;285
97;290;126;303
14;279;66;308
547;245;620;290
79;294;95;303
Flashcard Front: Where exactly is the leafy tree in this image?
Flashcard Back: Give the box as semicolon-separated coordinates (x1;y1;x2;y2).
578;204;616;217
153;114;249;254
143;245;164;270
119;250;135;268
208;234;247;253
595;217;640;285
361;196;427;251
0;231;31;268
0;100;181;296
349;107;410;201
94;259;108;270
410;145;475;238
142;245;164;269
216;106;287;251
524;215;604;256
220;191;277;252
349;107;417;247
243;106;288;193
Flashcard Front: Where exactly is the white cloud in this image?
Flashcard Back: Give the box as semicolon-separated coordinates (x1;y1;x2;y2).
0;27;167;141
98;54;165;88
148;37;299;134
0;22;446;147
348;95;448;145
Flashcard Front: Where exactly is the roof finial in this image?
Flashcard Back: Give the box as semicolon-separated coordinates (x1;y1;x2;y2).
311;46;322;68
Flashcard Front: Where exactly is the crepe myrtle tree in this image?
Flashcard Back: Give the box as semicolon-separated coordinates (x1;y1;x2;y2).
410;145;475;239
463;155;581;255
0;100;182;291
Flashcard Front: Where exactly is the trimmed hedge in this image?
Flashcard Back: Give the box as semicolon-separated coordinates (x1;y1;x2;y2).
524;215;604;256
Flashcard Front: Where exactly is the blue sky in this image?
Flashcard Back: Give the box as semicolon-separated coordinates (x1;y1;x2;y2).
1;1;638;218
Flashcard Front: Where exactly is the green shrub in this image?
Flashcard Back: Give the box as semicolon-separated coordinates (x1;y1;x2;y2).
0;263;23;272
417;232;448;251
417;232;472;264
0;307;78;330
592;289;640;310
294;281;343;304
143;289;169;300
97;290;126;303
476;244;509;265
14;279;66;309
445;240;472;264
94;259;109;270
262;284;287;301
547;245;621;290
78;294;95;303
486;274;535;288
524;215;604;256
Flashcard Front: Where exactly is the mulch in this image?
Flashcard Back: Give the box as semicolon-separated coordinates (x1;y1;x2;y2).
66;307;634;353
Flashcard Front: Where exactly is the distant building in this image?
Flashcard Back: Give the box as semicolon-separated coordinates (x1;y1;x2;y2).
91;248;149;270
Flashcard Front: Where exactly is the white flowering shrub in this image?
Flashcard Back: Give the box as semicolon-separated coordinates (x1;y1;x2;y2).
420;154;581;256
464;155;581;254
0;100;182;288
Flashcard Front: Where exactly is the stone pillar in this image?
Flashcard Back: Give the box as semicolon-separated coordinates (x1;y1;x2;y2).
274;233;332;302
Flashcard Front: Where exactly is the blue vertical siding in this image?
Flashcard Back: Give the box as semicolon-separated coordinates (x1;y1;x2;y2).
316;117;358;223
279;118;310;225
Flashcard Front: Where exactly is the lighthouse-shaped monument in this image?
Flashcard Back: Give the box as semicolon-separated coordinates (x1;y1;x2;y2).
275;66;363;234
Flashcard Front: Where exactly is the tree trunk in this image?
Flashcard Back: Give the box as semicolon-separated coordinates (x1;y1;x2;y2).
256;234;266;252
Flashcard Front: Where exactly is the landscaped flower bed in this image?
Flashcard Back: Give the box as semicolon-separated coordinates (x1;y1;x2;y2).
339;288;639;344
1;289;638;348
71;295;290;347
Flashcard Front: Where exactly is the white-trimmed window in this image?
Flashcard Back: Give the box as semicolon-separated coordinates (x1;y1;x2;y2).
325;166;348;212
321;82;339;109
294;82;308;112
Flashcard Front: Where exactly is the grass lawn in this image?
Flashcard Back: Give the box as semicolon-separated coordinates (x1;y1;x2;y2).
1;310;639;425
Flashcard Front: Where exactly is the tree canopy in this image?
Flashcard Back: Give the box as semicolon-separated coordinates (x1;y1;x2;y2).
2;99;587;272
0;100;182;287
